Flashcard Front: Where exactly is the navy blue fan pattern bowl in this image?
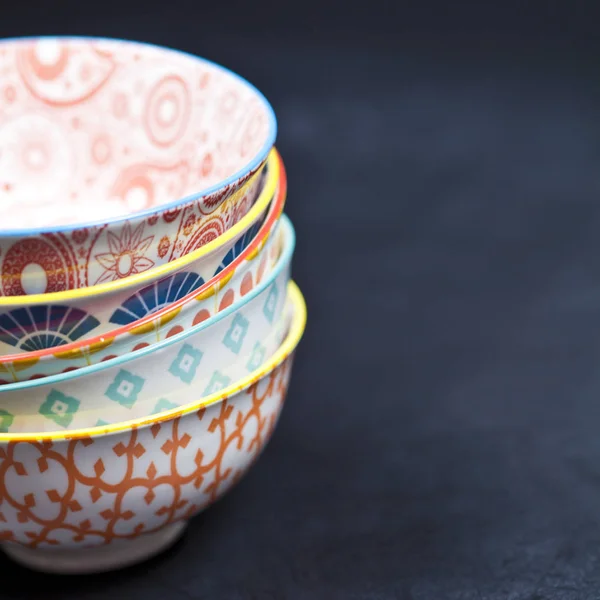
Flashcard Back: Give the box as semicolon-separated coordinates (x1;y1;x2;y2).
0;221;264;351
213;221;262;276
109;271;206;326
0;306;101;352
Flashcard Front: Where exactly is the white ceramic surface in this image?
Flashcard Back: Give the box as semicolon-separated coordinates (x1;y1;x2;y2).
3;521;188;575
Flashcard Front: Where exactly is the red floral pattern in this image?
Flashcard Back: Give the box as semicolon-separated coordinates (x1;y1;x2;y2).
93;223;155;284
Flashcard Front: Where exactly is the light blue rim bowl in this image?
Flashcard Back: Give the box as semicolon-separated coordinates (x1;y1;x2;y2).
0;35;278;237
0;214;294;392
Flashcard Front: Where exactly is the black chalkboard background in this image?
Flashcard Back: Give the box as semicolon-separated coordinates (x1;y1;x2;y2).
2;2;600;598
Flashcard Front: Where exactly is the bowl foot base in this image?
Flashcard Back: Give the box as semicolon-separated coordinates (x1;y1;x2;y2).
1;520;188;575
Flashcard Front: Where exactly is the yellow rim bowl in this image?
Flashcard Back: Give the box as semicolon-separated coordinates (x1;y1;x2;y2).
0;148;279;306
0;280;306;442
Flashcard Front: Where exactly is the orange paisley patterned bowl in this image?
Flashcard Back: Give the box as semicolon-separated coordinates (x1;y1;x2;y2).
0;36;277;295
0;280;305;574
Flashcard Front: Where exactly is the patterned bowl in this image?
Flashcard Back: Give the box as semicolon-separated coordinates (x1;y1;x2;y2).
0;36;276;295
0;280;305;574
0;214;295;434
0;149;281;357
0;152;287;382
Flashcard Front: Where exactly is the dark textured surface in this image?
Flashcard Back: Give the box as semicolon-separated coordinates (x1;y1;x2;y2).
2;8;600;598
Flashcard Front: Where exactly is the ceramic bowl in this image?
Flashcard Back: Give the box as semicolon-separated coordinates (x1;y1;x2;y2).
0;36;276;295
0;280;305;574
0;213;295;433
0;153;287;383
0;149;281;357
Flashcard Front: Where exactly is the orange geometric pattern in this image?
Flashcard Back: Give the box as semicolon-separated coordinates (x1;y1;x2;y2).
0;357;293;549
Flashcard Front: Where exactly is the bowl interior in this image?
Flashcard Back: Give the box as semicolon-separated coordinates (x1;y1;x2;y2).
0;37;274;230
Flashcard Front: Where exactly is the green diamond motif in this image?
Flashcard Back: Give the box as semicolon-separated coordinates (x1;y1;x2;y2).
262;283;279;323
105;369;145;408
246;341;266;372
203;371;231;396
95;419;110;427
168;343;203;384
0;410;14;433
222;313;249;354
39;390;80;428
152;398;179;414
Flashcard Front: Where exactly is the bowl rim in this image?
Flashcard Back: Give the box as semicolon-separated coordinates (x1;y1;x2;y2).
0;150;286;365
0;35;277;237
0;147;280;306
0;212;294;394
0;279;306;442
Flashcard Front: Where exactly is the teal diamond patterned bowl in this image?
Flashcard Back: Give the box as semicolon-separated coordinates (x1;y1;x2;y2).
0;214;295;433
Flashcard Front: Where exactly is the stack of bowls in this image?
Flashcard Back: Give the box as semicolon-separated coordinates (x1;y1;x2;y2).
0;36;306;574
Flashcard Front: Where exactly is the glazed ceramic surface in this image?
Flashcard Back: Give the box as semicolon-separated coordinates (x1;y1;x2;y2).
0;281;305;572
0;215;295;433
0;153;287;382
0;36;276;294
0;150;281;356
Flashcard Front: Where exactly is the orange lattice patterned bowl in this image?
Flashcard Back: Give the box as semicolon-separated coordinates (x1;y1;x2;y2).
0;281;306;574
